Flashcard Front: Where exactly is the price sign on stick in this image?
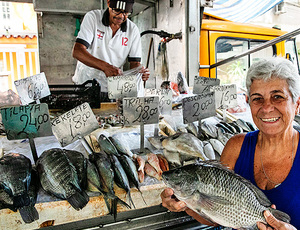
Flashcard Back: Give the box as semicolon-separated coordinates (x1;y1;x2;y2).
145;89;172;115
51;102;99;147
211;84;238;110
0;103;52;140
107;75;138;99
193;76;220;95
123;96;160;126
182;92;216;124
14;72;50;105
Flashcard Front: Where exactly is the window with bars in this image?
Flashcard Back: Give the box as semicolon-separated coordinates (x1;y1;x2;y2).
2;2;11;20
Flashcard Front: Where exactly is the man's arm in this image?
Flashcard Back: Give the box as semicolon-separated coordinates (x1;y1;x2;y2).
72;42;122;77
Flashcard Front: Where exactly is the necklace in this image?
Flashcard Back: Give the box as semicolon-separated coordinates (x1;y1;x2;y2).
259;131;295;188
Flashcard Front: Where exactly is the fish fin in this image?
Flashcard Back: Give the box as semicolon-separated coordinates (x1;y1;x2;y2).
138;189;147;206
67;190;89;210
13;194;30;208
269;208;291;223
198;192;233;209
19;205;39;223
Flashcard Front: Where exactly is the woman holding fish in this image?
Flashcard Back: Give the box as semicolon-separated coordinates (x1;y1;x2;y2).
161;57;300;229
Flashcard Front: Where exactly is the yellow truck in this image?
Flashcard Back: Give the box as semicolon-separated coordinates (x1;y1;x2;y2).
198;13;299;90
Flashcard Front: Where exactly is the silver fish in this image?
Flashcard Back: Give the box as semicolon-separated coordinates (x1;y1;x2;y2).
209;138;224;156
162;160;291;229
162;133;206;161
235;119;252;132
201;121;218;138
203;141;215;160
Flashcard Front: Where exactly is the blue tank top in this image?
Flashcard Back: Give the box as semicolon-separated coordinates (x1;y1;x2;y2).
235;130;300;228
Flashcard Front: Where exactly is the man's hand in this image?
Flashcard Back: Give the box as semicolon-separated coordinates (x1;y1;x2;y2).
257;210;296;230
139;66;150;81
103;64;122;77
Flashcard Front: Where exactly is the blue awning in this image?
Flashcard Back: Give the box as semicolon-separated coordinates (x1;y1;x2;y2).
204;0;284;23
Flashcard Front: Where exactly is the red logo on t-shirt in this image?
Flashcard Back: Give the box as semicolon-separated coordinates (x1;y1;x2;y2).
97;30;104;40
122;37;128;46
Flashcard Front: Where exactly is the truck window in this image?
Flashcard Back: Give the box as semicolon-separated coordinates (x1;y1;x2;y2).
216;38;275;90
285;39;300;71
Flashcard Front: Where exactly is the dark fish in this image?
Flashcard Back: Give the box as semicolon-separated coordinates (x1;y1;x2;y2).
37;148;89;211
0;153;38;223
109;154;135;209
98;134;119;156
64;149;88;189
162;160;290;228
117;154;147;205
89;152;130;220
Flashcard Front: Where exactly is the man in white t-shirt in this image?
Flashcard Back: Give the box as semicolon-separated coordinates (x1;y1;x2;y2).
72;0;149;101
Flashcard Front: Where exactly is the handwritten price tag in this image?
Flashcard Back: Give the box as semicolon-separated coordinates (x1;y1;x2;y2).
193;76;220;95
14;72;50;105
211;84;238;109
182;92;216;124
123;96;160;126
0;103;52;140
145;89;172;115
51;102;99;147
107;75;138;99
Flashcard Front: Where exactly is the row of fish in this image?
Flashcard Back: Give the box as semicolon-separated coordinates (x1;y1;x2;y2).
0;131;172;224
148;117;257;167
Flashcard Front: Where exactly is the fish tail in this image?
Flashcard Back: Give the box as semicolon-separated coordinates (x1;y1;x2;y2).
127;191;136;209
269;208;291;223
19;205;39;223
116;197;131;209
111;198;118;221
13;194;30;208
138;189;147;206
67;191;89;210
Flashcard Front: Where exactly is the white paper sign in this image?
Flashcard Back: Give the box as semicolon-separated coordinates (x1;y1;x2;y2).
145;88;172;115
107;75;138;99
182;92;216;124
123;96;160;126
51;103;99;147
14;72;50;105
193;76;220;95
211;84;238;109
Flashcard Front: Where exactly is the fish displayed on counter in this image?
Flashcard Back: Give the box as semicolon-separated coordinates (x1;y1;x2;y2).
89;151;130;220
37;148;89;211
162;160;290;229
162;132;208;165
0;153;39;223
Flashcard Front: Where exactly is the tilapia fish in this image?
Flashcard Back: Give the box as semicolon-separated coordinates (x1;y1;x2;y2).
0;153;39;223
162;160;290;229
37;148;89;211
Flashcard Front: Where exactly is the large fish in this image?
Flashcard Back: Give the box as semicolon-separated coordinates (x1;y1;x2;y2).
109;136;134;158
0;153;39;223
37;148;89;211
162;160;291;229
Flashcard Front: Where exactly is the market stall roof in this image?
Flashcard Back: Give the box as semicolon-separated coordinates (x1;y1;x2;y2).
204;0;284;23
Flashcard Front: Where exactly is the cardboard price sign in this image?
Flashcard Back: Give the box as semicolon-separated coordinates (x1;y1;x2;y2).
0;103;52;140
182;92;216;124
123;96;160;126
51;103;99;147
107;75;138;99
193;76;220;95
145;88;172;115
211;84;238;109
14;72;50;105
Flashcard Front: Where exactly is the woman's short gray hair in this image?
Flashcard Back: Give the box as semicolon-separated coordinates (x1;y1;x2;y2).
246;57;300;102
